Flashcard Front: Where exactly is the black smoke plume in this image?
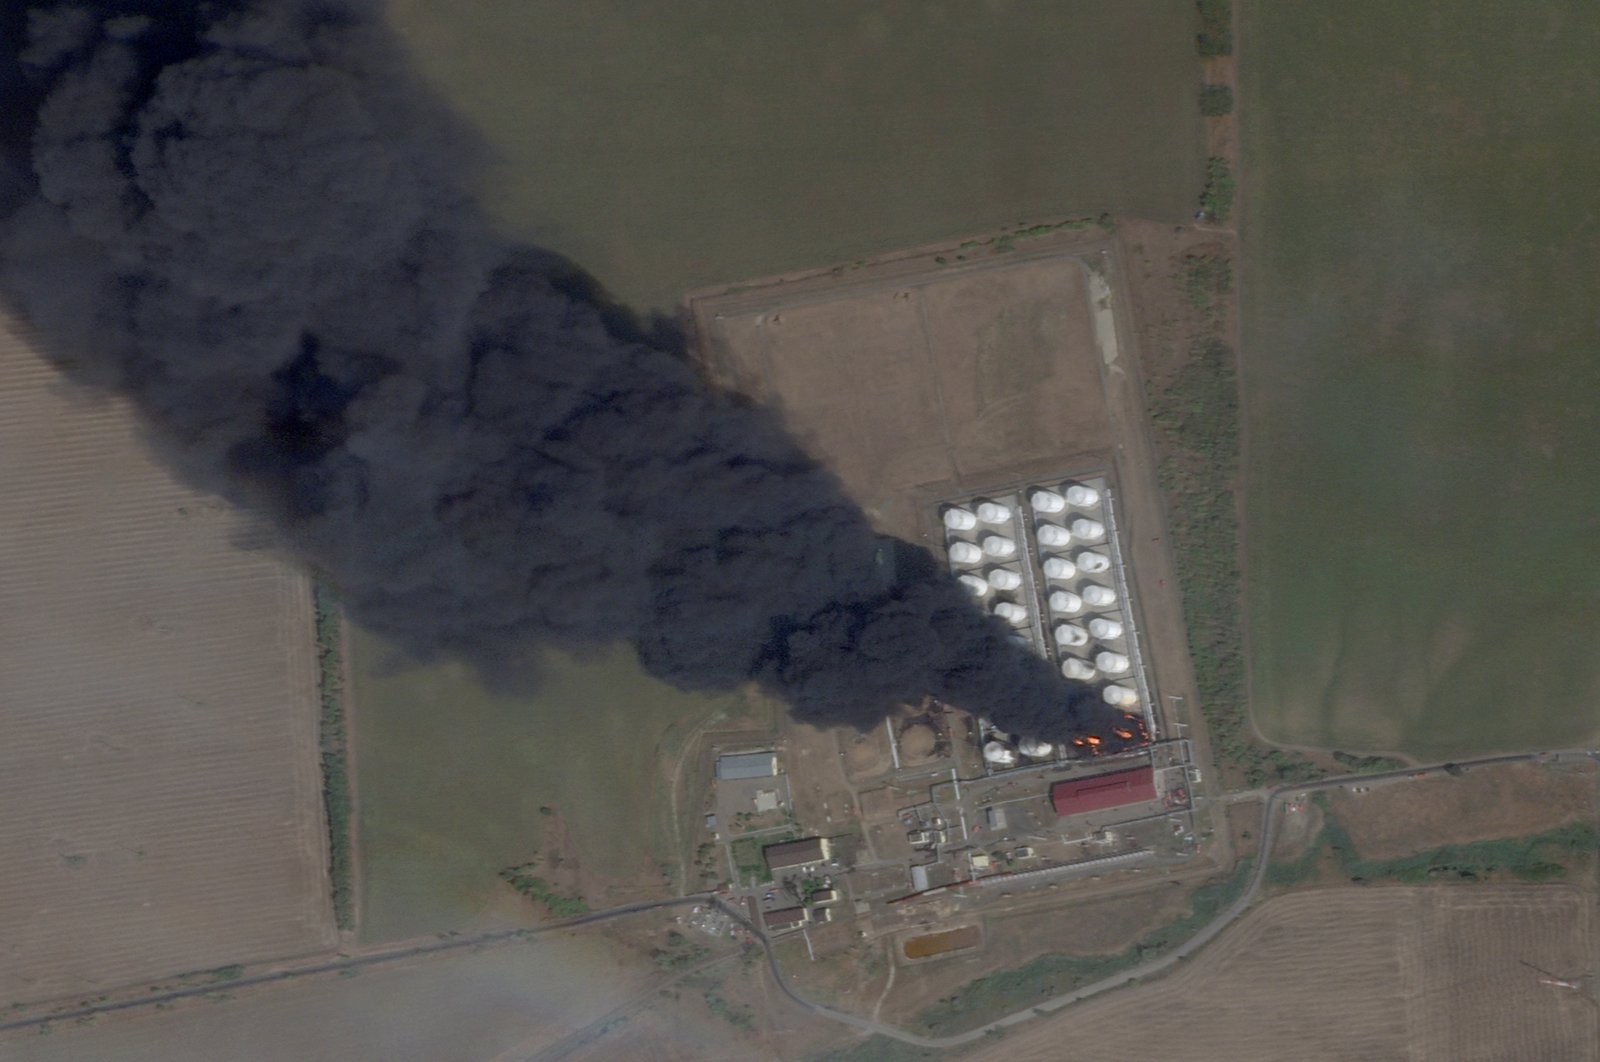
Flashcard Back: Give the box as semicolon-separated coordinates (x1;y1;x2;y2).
0;1;1121;742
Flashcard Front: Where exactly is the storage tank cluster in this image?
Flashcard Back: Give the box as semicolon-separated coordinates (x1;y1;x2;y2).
943;497;1037;637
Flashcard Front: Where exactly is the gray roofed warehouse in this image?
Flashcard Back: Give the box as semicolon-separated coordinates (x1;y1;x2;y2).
716;751;778;780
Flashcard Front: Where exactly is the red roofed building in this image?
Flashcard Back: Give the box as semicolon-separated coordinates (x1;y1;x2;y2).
1051;765;1156;818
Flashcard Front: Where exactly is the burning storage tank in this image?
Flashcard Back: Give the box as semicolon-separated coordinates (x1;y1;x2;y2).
993;602;1029;625
943;506;978;531
1075;550;1110;574
1088;617;1124;640
1061;657;1097;681
1030;489;1066;513
1036;524;1072;548
981;535;1018;559
986;568;1022;592
1065;484;1101;508
975;501;1013;524
1094;651;1132;674
1070;518;1105;542
1054;623;1089;648
1018;737;1054;759
1081;584;1117;608
1041;557;1077;580
1048;590;1083;615
983;741;1019;767
957;573;990;597
948;541;983;565
1102;685;1139;708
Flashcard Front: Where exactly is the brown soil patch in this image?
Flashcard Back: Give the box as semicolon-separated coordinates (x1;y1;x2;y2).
899;723;938;763
903;925;981;960
1331;762;1599;860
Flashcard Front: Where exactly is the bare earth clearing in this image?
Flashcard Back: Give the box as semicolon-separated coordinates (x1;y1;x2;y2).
972;885;1598;1062
0;320;334;1005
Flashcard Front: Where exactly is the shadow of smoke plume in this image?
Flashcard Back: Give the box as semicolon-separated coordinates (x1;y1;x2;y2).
0;1;1120;742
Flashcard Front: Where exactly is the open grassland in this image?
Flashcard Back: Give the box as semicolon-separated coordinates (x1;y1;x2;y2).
0;322;334;1004
386;0;1204;310
973;886;1598;1062
351;632;750;941
1239;1;1600;756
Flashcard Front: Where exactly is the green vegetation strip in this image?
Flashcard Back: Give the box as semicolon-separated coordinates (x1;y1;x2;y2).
1196;0;1232;57
311;578;354;931
913;862;1252;1036
1199;83;1233;117
1199;156;1235;221
498;862;589;918
1269;795;1600;887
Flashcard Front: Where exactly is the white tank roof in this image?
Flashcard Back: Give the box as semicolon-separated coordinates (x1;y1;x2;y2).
957;573;990;597
1065;484;1101;508
1036;524;1072;548
1041;557;1077;580
975;501;1013;524
1081;584;1117;608
943;506;977;530
986;568;1022;591
983;741;1018;766
993;601;1029;624
1018;737;1054;758
1048;590;1083;615
1029;489;1066;513
1070;518;1105;542
1102;685;1139;707
1088;617;1124;640
981;535;1018;558
1095;651;1132;674
1054;623;1089;648
948;541;983;565
1076;550;1111;574
1061;657;1097;681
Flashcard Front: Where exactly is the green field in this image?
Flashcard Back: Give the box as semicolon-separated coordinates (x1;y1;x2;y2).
351;630;751;941
387;0;1205;309
1240;2;1600;757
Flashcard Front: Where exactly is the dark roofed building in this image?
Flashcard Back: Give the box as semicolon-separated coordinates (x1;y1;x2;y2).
763;906;808;932
1050;765;1156;818
763;836;831;872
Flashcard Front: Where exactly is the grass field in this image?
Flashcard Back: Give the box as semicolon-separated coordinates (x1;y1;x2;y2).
1239;2;1600;756
386;0;1205;310
351;631;750;941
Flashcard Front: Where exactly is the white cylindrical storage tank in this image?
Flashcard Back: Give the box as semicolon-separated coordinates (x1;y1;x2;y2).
1048;590;1083;615
986;568;1022;592
1036;524;1072;548
1018;737;1054;759
958;573;990;597
993;602;1029;624
1095;651;1132;674
981;535;1018;558
1076;550;1110;574
1081;584;1118;608
1065;484;1101;508
943;506;977;530
1070;518;1106;542
1061;657;1097;681
975;501;1012;524
1029;489;1066;513
948;541;983;565
1054;623;1089;648
1102;685;1139;708
1041;557;1077;580
983;741;1018;767
1088;617;1124;640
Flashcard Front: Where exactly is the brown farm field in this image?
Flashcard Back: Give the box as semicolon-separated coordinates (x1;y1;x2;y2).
0;321;335;1005
975;885;1599;1062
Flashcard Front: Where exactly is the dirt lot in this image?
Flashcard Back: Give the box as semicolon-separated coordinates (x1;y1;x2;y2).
976;885;1599;1062
0;321;335;1004
1326;762;1599;859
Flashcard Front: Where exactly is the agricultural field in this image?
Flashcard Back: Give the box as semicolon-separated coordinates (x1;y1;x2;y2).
1239;1;1600;756
0;321;335;1004
385;0;1205;310
351;632;756;941
974;886;1598;1062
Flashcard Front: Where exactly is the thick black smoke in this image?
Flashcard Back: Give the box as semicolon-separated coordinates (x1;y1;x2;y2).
0;2;1121;742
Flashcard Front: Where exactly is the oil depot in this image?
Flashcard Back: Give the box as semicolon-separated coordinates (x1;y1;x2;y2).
940;475;1156;768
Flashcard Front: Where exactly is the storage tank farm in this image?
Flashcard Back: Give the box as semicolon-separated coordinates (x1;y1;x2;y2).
940;474;1154;768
